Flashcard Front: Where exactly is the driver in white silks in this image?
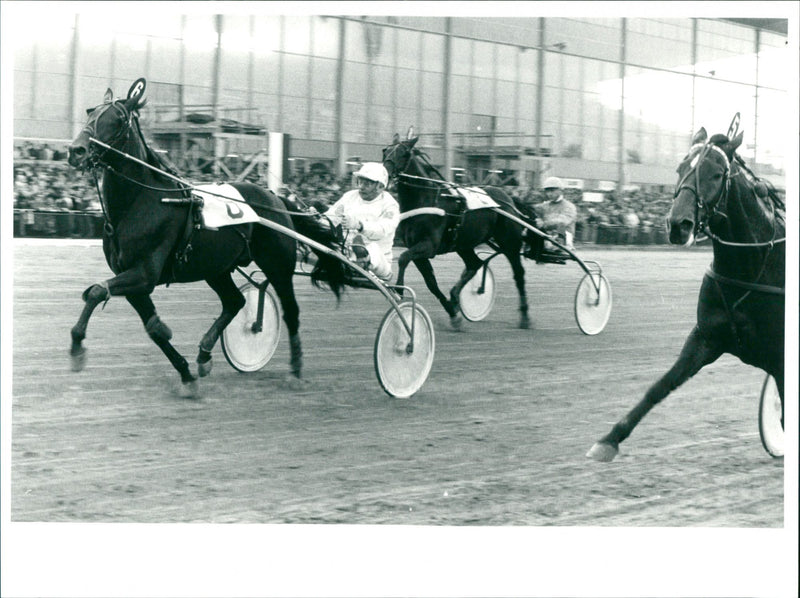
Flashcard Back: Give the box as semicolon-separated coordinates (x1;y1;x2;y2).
324;162;400;281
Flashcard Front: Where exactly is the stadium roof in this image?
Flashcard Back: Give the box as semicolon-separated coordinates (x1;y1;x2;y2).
722;18;788;35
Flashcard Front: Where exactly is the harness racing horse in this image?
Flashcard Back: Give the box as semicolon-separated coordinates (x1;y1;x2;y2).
382;135;529;329
588;125;785;461
67;79;345;397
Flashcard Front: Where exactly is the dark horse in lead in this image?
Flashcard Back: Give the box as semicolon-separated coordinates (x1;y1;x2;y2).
382;134;529;329
588;123;785;461
67;79;344;397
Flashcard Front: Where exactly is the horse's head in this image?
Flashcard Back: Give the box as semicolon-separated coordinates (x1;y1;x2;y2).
668;127;743;246
68;78;148;170
381;133;419;183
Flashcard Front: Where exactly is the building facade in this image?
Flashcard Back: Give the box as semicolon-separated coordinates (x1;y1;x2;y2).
11;12;789;191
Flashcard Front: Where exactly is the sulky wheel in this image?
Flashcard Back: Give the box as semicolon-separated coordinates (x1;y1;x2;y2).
574;273;612;335
758;374;784;458
459;263;497;322
221;281;282;372
374;302;435;398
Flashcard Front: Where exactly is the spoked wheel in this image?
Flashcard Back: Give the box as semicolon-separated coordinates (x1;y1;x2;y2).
574;273;612;335
221;281;282;372
758;374;783;458
374;302;435;398
459;263;496;322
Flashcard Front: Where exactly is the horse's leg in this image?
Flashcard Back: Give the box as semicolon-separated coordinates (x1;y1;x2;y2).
70;282;110;371
587;326;723;462
398;244;461;327
448;249;483;320
125;293;199;398
196;272;247;377
505;251;530;329
70;255;166;371
415;257;462;329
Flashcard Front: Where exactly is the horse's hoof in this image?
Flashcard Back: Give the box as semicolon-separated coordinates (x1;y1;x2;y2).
519;316;531;329
450;315;463;330
70;348;87;372
281;374;308;391
586;441;618;462
179;379;200;399
197;358;213;378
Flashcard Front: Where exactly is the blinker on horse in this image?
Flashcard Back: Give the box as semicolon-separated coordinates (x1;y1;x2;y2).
587;124;785;461
67;78;344;397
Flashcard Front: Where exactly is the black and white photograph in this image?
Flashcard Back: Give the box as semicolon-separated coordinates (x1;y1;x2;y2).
2;1;798;596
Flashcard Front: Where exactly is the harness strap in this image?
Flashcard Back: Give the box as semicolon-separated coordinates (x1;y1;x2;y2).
704;268;784;296
399;207;446;220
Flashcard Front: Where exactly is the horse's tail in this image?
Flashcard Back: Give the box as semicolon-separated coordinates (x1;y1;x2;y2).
286;205;348;301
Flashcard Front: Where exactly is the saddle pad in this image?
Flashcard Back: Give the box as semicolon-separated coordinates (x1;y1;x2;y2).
193;183;261;229
456;186;499;210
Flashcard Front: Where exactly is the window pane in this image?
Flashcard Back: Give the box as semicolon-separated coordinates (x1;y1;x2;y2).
396;29;421;69
284;16;310;55
449;75;470;114
545;18;622;62
282;95;308;137
627;19;692;70
282;54;309;97
310;99;336;140
422;33;444;72
342;101;366;142
473;41;494;78
396;69;419;108
696;20;756;84
472;77;493;114
422;71;443;108
312;16;339;58
518;82;536;122
342;61;367;103
497;44;518;81
311;57;337;101
150;38;183;83
372;65;395;106
451;37;472;76
496;80;516;118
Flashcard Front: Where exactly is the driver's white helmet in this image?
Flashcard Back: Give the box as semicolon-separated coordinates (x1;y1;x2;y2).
355;162;389;188
542;176;564;190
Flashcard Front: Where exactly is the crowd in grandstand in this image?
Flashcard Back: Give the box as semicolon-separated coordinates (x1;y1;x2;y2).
14;141;676;241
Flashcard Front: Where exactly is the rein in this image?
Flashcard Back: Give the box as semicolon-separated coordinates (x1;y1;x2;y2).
87;136;316;219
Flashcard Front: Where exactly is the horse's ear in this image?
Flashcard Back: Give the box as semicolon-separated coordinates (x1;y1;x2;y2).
392;133;400;144
103;88;113;104
691;128;707;145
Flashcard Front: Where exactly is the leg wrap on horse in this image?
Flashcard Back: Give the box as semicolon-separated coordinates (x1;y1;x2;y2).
145;314;173;342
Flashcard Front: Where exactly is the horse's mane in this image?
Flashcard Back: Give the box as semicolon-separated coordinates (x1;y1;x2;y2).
708;133;785;215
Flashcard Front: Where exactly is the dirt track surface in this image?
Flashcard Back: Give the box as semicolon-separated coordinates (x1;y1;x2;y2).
11;241;783;526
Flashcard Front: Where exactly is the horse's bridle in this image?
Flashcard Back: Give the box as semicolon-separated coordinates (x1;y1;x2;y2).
676;142;783;249
81;101;135;167
674;142;731;240
382;142;411;187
